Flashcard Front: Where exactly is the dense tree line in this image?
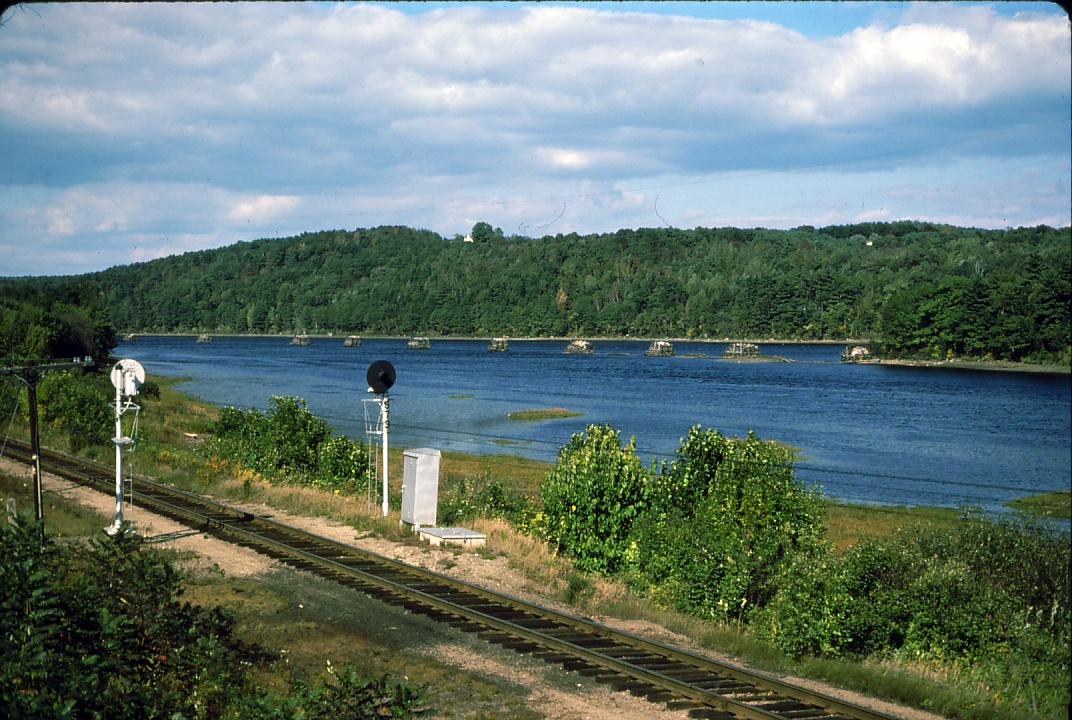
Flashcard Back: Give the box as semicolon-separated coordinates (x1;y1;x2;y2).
878;258;1069;361
3;222;1068;363
0;285;117;365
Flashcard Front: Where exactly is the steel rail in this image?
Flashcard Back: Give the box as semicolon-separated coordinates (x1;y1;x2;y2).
3;439;904;720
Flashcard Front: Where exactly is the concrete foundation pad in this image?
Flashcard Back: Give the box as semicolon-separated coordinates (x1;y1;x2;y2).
418;526;487;548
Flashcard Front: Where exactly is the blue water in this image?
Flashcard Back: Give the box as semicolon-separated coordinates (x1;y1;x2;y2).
117;336;1071;513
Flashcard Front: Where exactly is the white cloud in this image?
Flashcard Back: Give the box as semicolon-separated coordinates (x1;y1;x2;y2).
228;195;301;222
855;208;891;222
533;147;642;173
787;10;1070;126
5;4;1064;150
45;207;76;236
0;2;1068;275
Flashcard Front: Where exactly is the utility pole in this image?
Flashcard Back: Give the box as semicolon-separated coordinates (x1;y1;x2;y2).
0;358;94;530
24;368;43;525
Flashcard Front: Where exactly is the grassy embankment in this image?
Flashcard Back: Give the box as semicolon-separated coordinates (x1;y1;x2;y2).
4;376;1067;720
1006;490;1071;520
876;357;1070;374
506;407;582;421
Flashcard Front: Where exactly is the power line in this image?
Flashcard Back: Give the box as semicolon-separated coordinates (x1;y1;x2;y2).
194;398;1064;503
387;418;1052;499
385;425;1024;507
0;383;23;459
793;462;1043;496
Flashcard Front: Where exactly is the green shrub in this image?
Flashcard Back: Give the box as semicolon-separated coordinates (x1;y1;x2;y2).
647;425;731;517
438;475;526;526
211;405;269;469
210;397;370;492
261;396;332;474
952;513;1070;643
754;550;852;657
535;424;650;573
900;560;1016;660
626;429;824;621
315;436;370;492
0;521;267;719
757;538;920;658
835;539;917;655
0;378;20;421
139;379;161;399
0;521;426;719
34;370;111;450
759;515;1071;671
274;667;425;720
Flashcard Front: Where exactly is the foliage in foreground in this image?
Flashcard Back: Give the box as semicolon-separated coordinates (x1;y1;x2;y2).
627;427;825;620
0;520;425;719
758;513;1071;655
436;474;531;527
535;425;825;620
531;423;1071;718
210;396;370;493
757;514;1071;717
1;369;125;453
534;425;650;574
32;370;113;450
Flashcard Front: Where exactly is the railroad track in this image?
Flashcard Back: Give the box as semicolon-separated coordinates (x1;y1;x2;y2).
3;439;901;720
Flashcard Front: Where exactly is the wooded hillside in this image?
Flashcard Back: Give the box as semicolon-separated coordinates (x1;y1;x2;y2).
5;222;1069;363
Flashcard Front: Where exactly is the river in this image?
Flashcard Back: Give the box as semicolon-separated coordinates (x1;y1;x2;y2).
116;336;1071;514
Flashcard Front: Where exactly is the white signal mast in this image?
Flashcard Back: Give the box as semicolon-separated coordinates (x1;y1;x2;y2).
379;394;389;517
364;361;395;517
107;359;144;535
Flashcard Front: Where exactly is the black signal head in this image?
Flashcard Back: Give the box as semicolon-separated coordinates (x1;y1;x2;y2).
366;360;396;393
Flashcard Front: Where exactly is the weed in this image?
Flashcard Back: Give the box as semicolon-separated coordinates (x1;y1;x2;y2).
564;572;595;606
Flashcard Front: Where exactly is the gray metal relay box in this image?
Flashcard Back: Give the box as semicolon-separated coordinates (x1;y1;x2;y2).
401;447;440;527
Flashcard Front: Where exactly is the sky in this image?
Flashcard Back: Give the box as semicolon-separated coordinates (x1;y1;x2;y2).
0;1;1068;277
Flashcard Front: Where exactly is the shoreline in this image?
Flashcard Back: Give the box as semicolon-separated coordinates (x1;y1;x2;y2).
120;334;1070;374
125;332;867;345
27;373;1066;522
878;357;1070;375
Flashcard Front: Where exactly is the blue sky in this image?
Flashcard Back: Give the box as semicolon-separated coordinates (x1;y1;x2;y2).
0;1;1068;276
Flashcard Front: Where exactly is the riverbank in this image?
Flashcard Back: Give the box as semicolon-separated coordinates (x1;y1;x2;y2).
1007;490;1072;519
120;334;1071;375
110;335;1071;512
123;332;870;345
878;357;1070;375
